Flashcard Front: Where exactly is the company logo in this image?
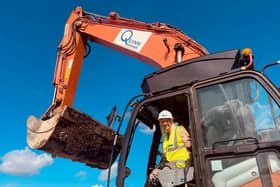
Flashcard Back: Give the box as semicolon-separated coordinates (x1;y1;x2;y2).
120;30;141;49
114;29;152;52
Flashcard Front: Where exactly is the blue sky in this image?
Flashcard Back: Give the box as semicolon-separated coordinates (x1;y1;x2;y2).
0;1;280;187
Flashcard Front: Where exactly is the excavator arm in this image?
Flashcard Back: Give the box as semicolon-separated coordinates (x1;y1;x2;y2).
46;6;207;118
27;6;207;169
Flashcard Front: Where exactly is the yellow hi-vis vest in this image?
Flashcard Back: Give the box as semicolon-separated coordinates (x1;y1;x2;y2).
163;125;191;168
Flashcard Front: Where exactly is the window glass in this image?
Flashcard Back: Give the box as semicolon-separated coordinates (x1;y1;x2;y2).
197;78;280;147
209;152;280;187
268;153;280;187
210;156;262;187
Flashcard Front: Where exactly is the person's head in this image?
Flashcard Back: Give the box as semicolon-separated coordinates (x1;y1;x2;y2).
158;110;174;133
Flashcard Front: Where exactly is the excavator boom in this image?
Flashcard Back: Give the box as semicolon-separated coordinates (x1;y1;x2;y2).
27;6;207;169
48;6;207;116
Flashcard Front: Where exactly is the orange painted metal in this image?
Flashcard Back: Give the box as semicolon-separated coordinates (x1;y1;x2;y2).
43;6;208;119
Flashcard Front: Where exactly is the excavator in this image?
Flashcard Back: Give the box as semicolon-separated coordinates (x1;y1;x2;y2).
27;6;280;187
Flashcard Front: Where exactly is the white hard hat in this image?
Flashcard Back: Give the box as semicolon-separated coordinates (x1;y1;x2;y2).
158;110;173;120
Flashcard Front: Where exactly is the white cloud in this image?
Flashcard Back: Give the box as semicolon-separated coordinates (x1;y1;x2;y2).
91;185;103;187
139;123;155;135
0;147;53;176
75;170;87;179
2;184;17;187
98;162;118;181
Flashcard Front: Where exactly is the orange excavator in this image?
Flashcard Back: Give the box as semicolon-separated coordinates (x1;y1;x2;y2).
27;6;207;169
27;6;280;187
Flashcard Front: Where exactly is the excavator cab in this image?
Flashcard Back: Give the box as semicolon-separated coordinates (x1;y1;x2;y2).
115;49;280;187
195;76;280;187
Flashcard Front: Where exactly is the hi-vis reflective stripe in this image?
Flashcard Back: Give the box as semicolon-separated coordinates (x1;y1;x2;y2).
168;145;185;152
171;159;186;164
167;126;182;151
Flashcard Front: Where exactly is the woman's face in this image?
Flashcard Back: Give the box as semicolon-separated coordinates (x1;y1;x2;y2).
159;118;172;133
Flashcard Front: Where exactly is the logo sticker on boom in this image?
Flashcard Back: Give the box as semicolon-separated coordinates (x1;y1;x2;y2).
114;29;152;52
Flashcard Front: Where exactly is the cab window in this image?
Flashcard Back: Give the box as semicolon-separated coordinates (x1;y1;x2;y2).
197;78;280;147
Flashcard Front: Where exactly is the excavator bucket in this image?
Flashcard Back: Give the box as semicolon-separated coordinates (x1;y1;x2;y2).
27;106;122;169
